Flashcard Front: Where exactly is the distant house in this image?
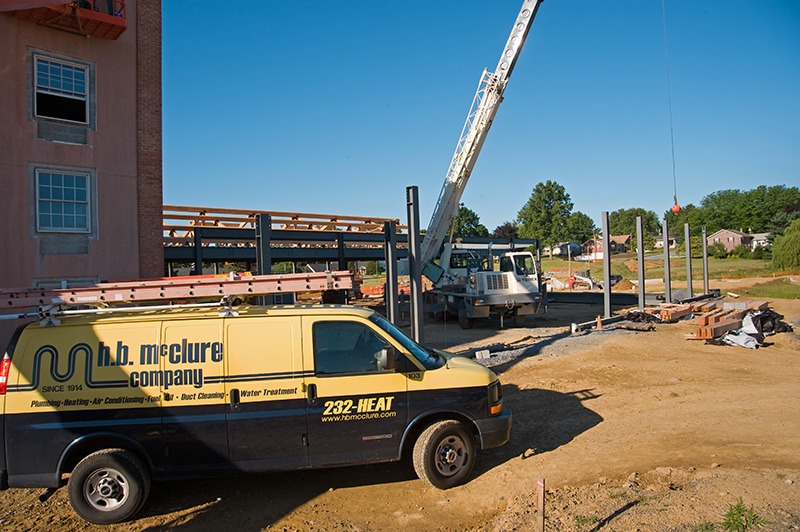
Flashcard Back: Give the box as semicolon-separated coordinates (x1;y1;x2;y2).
609;234;631;253
579;235;629;260
706;229;753;253
581;238;600;256
654;236;678;249
749;232;771;250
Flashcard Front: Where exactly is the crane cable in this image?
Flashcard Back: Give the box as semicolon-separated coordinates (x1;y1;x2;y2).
661;0;681;214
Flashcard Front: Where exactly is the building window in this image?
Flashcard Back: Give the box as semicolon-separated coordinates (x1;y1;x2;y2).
34;56;89;124
36;169;91;233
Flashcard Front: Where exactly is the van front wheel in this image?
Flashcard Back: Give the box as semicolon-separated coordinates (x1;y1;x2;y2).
413;420;476;489
68;449;150;524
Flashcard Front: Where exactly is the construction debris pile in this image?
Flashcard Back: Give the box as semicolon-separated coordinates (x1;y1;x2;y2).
635;299;794;349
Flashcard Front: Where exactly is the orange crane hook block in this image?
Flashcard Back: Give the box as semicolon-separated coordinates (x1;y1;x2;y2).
671;195;681;216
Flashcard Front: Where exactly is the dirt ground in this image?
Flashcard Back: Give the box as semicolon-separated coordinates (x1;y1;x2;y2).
1;278;799;531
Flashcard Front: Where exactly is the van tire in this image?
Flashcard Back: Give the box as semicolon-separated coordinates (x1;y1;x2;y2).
413;420;476;489
67;449;150;524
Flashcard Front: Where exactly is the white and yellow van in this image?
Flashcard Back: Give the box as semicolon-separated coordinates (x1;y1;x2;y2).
0;304;511;524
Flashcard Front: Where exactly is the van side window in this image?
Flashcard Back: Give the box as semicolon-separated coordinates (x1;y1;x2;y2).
313;321;391;375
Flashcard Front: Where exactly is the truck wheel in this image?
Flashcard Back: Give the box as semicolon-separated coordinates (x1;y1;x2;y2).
413;420;476;489
457;303;472;329
67;449;150;524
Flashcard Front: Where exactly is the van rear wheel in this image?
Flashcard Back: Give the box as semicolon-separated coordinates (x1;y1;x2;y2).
413;420;476;489
67;449;150;524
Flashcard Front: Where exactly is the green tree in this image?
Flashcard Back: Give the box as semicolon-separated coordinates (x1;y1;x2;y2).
643;234;657;251
700;185;800;234
664;203;706;236
767;199;800;236
751;245;770;260
449;204;489;237
709;242;729;259
565;211;596;243
609;208;660;238
516;180;573;255
740;185;800;233
700;189;743;233
365;261;384;275
678;235;705;257
772;218;800;270
492;221;518;239
730;244;752;259
272;261;295;274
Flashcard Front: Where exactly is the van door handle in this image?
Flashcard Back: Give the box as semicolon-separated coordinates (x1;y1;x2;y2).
307;383;317;406
230;388;241;411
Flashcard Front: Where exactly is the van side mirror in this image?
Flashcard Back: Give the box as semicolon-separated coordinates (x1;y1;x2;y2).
378;346;396;371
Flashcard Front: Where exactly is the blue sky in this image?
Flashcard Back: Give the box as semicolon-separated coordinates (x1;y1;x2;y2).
162;1;800;232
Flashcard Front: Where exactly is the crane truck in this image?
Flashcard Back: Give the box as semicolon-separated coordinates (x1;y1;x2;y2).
420;0;545;329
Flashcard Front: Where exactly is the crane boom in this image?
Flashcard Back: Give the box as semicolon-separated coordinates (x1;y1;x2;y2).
419;0;543;267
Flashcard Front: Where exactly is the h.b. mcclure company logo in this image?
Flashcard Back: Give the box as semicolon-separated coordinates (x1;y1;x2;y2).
9;338;224;392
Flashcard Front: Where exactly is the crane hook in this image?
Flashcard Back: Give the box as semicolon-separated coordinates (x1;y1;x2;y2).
671;195;681;216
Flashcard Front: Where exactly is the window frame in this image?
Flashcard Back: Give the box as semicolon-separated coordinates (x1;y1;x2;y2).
33;54;91;125
34;168;93;234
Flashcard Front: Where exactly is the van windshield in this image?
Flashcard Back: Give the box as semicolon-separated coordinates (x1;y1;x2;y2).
369;314;444;370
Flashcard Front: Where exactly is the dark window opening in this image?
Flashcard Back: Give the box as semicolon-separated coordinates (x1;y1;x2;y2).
36;93;87;124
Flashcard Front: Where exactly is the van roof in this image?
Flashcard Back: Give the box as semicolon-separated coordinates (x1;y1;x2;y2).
25;304;377;329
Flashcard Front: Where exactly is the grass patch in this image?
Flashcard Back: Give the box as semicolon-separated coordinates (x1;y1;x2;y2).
574;514;599;527
541;256;778;282
738;278;800;299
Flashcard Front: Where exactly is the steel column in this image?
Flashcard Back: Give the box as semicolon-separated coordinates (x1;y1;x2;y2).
702;225;710;294
384;220;400;325
636;216;645;310
192;228;203;275
663;219;672;303
337;233;347;271
601;211;611;318
406;186;424;343
256;214;273;304
255;214;272;275
684;223;693;298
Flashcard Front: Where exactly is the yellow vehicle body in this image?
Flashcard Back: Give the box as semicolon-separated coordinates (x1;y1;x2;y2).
0;304;511;523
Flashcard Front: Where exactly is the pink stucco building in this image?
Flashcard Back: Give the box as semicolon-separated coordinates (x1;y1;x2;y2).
0;0;163;292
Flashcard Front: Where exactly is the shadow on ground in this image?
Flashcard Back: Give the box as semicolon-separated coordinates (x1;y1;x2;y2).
475;384;604;478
